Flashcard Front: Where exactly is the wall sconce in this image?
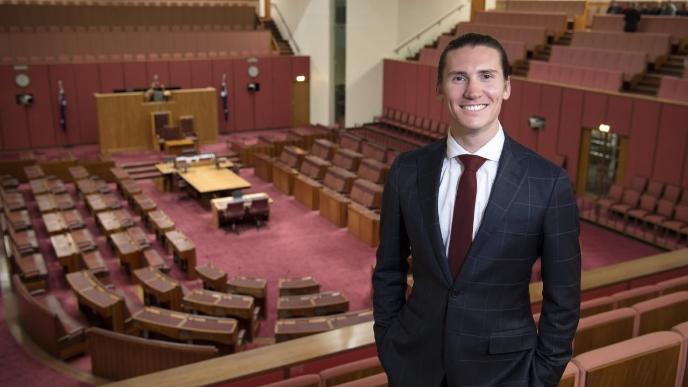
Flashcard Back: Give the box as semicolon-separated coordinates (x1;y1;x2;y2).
598;124;610;133
528;115;545;130
295;75;306;82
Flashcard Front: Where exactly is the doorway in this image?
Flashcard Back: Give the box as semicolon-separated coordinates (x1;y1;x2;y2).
292;80;310;127
576;127;628;197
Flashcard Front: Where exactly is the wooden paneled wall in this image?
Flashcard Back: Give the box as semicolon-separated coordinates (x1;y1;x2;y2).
0;55;310;150
383;59;688;189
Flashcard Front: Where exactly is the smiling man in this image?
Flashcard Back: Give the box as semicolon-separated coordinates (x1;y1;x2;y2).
372;33;581;386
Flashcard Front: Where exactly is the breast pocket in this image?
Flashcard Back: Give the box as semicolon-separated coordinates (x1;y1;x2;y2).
488;326;538;355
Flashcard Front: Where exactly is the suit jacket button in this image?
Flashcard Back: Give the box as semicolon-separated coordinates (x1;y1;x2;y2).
451;289;461;297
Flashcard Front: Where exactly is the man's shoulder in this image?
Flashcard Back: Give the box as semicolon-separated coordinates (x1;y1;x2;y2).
506;136;565;178
394;139;444;166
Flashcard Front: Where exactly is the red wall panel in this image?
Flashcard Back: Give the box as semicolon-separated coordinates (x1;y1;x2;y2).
391;61;405;111
415;65;431;119
653;104;688;185
605;95;632;136
232;58;254;131
403;62;418;115
253;57;273;130
290;56;310;79
190;60;212;88
25;65;55;148
123;62;147;89
0;66;30;150
517;82;540;150
500;79;521;137
146;61;170;86
272;56;292;128
211;59;235;133
98;63;124;92
582;92;607;129
627;99;660;184
537;85;561;163
169;61;191;89
557;88;584;181
73;63;101;144
48;64;81;146
383;60;393;111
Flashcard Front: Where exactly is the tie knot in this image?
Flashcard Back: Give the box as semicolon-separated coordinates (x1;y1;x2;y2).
458;154;486;173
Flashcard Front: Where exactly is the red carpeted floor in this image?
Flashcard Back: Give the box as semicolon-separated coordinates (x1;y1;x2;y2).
0;137;664;386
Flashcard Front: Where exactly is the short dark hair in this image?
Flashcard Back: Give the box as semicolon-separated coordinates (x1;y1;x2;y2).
436;33;511;85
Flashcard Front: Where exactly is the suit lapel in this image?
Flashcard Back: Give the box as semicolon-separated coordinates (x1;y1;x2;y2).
464;135;529;266
417;140;453;286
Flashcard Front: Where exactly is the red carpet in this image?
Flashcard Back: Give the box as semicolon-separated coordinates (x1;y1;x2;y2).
0;139;664;385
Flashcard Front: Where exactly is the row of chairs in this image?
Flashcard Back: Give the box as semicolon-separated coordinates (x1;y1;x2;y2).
374;107;448;144
474;10;568;38
571;30;671;63
549;45;647;82
592;14;688;44
528;60;623;92
418;38;527;68
0;29;274;65
501;0;586;19
581;176;688;248
219;196;269;234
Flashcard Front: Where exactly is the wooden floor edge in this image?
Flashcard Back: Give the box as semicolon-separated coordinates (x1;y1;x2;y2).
0;238;107;386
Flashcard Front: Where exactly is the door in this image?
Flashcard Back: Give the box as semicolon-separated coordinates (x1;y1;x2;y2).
576;127;628;196
292;80;310;127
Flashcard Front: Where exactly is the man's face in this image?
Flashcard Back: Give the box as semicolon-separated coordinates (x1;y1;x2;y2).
437;45;511;138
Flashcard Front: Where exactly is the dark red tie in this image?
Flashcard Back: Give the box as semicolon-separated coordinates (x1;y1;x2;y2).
448;154;487;279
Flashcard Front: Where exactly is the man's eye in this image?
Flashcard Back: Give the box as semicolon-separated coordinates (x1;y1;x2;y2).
452;75;465;82
481;73;494;80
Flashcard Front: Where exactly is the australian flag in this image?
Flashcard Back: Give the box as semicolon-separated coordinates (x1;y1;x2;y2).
220;81;229;121
58;86;68;131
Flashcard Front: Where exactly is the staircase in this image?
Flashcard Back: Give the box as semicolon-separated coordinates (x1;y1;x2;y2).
262;19;294;56
629;74;662;96
120;160;163;181
554;31;573;46
655;55;686;77
512;59;530;77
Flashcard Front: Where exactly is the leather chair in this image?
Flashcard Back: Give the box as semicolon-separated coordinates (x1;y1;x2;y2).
248;198;270;229
223;201;245;234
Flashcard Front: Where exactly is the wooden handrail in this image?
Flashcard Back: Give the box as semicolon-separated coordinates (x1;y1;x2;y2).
111;248;688;386
393;1;469;55
270;2;301;55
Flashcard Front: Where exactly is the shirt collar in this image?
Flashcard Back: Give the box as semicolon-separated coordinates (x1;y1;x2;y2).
446;122;505;162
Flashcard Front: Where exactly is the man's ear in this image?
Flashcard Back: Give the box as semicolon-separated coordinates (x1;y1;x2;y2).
503;76;511;101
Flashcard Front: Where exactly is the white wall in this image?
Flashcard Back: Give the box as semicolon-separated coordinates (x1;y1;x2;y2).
345;0;470;127
485;0;497;11
272;0;333;125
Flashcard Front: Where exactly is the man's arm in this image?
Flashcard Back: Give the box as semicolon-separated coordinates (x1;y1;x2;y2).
372;157;411;350
532;169;581;387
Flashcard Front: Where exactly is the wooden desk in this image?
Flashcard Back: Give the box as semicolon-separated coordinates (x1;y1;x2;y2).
147;210;175;243
43;210;84;235
24;165;44;180
71;228;97;252
210;193;271;228
165;230;196;276
85;193;122;214
132;306;239;350
132;193;157;216
81;250;109;280
66;270;127;332
13;252;48;291
195;264;228;292
226;276;267;319
10;228;38;255
36;193;75;213
133;267;184;311
51;233;80;273
0;190;26;211
68;166;90;181
120;179;143;204
76;178;111;197
3;209;30;231
278;277;320;296
165;139;195;155
275;309;373;343
179;166;250;196
96;209;135;236
30;177;66;196
277;291;349;318
182;289;259;341
110;231;143;272
110;167;131;182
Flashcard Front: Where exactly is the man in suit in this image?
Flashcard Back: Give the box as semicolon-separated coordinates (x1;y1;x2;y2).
372;33;581;386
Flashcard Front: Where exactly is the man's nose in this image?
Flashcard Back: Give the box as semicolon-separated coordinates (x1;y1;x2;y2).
463;78;481;99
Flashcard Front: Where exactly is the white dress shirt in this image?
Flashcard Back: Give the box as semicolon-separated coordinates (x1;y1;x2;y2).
438;124;505;256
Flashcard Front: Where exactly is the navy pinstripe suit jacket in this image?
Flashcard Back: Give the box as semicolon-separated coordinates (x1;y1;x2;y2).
372;134;581;387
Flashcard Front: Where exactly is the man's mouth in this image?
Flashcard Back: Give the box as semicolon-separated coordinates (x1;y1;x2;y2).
460;104;488;111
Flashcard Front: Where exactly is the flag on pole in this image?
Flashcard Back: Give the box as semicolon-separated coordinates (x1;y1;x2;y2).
58;81;68;131
220;74;229;121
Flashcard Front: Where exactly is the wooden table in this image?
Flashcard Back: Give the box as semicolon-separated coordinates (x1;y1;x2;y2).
195;263;228;292
30;177;66;196
96;209;135;236
50;233;81;273
156;161;249;207
85;193;122;214
120;179;142;204
132;306;239;350
165;230;196;276
70;228;97;252
226;276;267;319
76;178;111;197
147;209;175;242
210;192;271;228
36;193;75;213
132;193;157;216
68;165;90;181
24;165;44;180
110;167;131;181
278;277;321;296
0;190;26;211
65;270;127;332
109;231;143;272
133;266;184;311
81;250;109;280
275;309;373;342
3;209;30;231
42;210;84;235
164;138;195;155
277;291;349;318
182;288;258;341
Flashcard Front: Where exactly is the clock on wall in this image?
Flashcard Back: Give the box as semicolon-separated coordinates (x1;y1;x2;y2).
15;73;30;88
248;65;259;78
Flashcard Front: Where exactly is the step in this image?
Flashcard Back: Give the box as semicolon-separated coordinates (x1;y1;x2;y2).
130;171;163;180
631;85;658;94
123;165;159;174
120;159;161;169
